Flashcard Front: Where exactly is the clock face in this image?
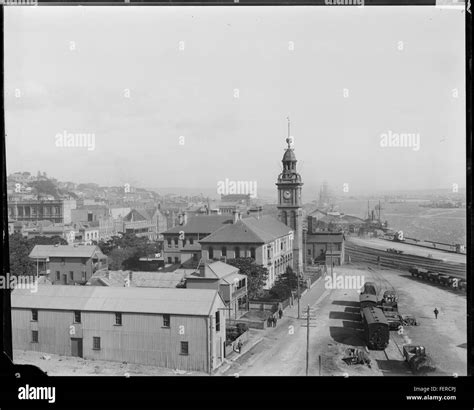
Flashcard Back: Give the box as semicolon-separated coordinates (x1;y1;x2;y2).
283;190;291;200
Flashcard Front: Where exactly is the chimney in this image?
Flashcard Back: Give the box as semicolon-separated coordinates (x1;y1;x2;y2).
183;212;188;225
178;213;184;225
233;210;240;224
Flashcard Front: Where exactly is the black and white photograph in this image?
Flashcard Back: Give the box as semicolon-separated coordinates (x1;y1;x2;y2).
0;1;471;408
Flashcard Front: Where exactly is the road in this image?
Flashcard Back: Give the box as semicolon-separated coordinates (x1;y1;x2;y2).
217;263;467;376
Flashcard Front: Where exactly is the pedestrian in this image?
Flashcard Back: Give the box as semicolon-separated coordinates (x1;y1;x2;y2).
273;317;278;327
267;317;272;328
434;307;439;319
278;309;283;319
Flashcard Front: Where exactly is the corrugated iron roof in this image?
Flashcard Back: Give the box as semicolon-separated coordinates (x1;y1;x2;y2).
11;286;221;316
163;215;233;234
306;233;344;243
29;245;102;259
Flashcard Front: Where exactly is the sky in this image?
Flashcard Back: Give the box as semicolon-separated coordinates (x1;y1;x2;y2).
4;5;466;198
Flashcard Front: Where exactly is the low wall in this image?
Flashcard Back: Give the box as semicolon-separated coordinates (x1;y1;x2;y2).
225;330;249;356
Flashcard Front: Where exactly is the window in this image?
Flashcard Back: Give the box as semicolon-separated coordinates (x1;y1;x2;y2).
174;239;178;248
180;341;189;355
174;257;179;264
56;271;60;281
222;246;227;257
209;247;214;259
216;311;220;332
235;247;240;258
167;257;172;264
163;314;170;328
115;313;122;326
189;238;194;245
93;337;101;350
74;311;81;323
31;309;38;321
307;249;311;255
31;330;38;343
69;271;74;281
167;238;172;247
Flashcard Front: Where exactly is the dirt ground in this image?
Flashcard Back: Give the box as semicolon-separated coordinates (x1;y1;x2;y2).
13;350;207;376
217;263;467;376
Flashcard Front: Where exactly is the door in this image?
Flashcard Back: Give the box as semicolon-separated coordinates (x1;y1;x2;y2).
62;274;67;285
71;338;83;358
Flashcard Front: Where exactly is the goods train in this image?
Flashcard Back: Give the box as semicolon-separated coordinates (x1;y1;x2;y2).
360;281;378;296
361;306;390;350
409;266;466;291
359;293;378;310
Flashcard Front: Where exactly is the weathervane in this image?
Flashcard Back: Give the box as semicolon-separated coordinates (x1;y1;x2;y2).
286;116;293;148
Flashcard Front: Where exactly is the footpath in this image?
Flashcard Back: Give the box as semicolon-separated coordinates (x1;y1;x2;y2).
215;273;331;375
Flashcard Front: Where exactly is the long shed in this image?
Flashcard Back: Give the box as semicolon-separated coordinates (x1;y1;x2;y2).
11;286;227;373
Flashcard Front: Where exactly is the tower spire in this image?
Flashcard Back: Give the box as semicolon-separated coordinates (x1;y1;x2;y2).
286;116;292;148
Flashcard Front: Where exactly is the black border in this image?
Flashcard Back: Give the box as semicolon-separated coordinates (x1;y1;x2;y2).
0;2;472;409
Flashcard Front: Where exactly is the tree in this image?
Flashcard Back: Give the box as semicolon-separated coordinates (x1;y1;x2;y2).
226;257;268;300
98;233;160;271
8;233;67;277
269;265;306;301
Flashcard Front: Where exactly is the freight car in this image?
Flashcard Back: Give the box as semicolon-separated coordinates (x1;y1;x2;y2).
359;293;378;310
409;266;465;292
380;290;398;312
361;306;390;350
361;281;378;296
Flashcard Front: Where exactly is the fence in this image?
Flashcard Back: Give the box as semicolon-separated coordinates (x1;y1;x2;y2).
225;329;250;357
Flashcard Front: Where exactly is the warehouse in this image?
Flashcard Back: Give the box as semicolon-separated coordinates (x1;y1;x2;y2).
11;286;227;373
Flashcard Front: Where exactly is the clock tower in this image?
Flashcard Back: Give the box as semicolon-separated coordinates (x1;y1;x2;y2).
276;124;304;274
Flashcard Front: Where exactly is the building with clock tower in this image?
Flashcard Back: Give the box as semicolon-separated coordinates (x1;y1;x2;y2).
276;134;304;274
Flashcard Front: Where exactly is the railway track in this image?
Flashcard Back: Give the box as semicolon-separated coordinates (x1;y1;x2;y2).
364;267;410;363
346;242;466;278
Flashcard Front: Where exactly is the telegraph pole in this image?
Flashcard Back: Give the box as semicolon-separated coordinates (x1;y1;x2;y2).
297;269;301;319
306;305;310;376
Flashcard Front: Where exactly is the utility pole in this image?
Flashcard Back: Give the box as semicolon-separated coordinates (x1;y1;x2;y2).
303;305;317;376
297;268;301;319
330;242;333;277
306;305;310;376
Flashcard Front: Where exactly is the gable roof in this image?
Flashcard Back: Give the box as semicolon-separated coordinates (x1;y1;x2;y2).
89;270;186;288
163;215;233;235
199;215;291;244
29;245;102;259
11;286;222;316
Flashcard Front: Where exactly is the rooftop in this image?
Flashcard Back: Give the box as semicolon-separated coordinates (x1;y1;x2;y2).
89;270;186;288
199;215;292;244
29;245;102;259
12;286;221;316
163;215;233;235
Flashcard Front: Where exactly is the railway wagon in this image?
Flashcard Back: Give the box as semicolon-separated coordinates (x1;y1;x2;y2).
361;306;389;350
410;266;465;291
360;281;378;296
359;293;378;310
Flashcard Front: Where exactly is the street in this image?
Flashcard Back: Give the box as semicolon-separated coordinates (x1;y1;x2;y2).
217;263;467;376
